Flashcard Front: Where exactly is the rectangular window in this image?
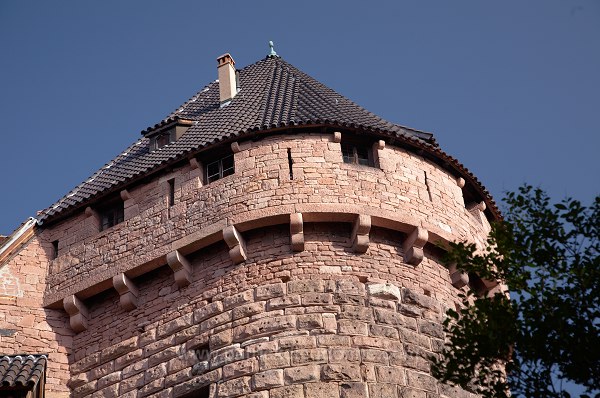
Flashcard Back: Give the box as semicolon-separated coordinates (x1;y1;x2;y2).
205;154;234;183
99;202;124;231
168;178;175;207
341;139;374;167
52;240;59;260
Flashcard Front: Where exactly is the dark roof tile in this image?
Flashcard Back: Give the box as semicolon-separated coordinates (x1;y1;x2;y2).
0;355;47;388
38;56;499;222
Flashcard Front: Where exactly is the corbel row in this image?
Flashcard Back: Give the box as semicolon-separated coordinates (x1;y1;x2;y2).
61;215;434;332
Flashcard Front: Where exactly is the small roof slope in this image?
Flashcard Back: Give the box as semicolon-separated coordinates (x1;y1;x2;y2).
38;55;498;223
0;354;47;389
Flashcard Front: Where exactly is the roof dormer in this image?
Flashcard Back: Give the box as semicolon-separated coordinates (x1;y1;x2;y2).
142;117;193;151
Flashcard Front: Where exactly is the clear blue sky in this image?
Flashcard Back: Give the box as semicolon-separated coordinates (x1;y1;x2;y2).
1;0;598;236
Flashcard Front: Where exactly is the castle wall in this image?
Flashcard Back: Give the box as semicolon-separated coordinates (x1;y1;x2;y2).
43;132;490;305
0;236;72;397
34;131;491;397
67;224;476;398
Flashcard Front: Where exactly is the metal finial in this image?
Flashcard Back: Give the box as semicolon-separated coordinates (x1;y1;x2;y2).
268;41;278;57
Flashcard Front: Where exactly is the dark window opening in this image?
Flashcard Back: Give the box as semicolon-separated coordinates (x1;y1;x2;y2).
424;171;433;201
52;240;59;260
341;136;375;167
168;178;175;207
287;148;294;180
156;133;170;149
179;385;210;398
99;201;124;231
205;154;234;184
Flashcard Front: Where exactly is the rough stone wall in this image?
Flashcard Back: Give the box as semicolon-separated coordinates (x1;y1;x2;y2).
42;133;490;303
67;224;477;398
32;130;492;396
0;236;72;397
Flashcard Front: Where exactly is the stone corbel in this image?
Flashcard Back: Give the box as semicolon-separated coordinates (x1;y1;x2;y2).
223;226;247;264
332;131;342;143
112;273;139;311
290;213;304;252
120;189;139;220
167;250;193;288
231;141;241;153
352;214;371;253
84;206;101;233
402;227;428;266
448;263;469;288
467;201;486;213
63;295;88;333
367;282;401;301
456;177;466;188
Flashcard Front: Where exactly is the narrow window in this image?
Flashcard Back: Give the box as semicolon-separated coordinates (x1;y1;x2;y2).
168;178;175;207
424;171;433;201
287;148;294;180
205;154;234;183
52;240;59;260
99;201;124;231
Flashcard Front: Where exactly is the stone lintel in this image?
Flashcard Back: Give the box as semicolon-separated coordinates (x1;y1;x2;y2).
289;213;304;252
112;273;139;311
403;227;428;266
63;295;88;333
166;250;193;288
352;214;371;253
448;263;469;289
223;225;247;264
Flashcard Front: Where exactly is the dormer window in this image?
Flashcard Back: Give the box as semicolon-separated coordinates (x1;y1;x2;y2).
154;131;172;149
143;118;193;152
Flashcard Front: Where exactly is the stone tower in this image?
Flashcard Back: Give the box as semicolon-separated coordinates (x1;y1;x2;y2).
0;52;499;397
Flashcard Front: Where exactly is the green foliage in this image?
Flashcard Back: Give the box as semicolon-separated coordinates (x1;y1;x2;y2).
432;185;599;398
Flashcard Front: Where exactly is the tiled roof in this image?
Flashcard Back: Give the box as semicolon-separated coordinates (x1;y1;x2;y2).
0;354;47;388
38;55;499;223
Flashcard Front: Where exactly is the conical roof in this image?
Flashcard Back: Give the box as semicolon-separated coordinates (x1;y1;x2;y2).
38;56;499;223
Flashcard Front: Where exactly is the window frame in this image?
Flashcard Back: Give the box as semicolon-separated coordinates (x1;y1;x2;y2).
98;200;125;231
204;153;235;184
340;135;376;167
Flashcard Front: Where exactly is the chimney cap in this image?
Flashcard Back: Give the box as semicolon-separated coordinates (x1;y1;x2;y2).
217;53;235;67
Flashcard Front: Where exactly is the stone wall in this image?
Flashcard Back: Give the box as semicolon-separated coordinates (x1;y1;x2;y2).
31;130;492;396
67;224;477;398
42;132;490;305
0;235;72;397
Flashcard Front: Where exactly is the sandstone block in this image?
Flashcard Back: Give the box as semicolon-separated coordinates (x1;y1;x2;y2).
290;347;328;365
193;301;224;323
328;347;361;363
340;382;368;398
370;383;399;398
253;369;284;390
222;357;258;380
218;376;252;397
284;364;320;383
269;385;304;398
255;282;285;300
258;352;290;370
321;363;362;381
305;382;341;398
376;365;406;384
406;370;437;392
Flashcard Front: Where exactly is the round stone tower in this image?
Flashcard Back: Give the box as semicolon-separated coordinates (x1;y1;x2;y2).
28;52;499;397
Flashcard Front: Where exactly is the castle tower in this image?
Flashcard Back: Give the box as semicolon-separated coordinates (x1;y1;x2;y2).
0;51;499;397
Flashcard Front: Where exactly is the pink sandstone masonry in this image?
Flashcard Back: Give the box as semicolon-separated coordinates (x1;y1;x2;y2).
2;130;492;397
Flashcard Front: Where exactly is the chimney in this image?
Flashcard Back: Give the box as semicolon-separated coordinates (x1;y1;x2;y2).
217;53;237;103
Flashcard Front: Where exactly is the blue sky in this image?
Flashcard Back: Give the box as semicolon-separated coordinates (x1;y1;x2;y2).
1;0;598;236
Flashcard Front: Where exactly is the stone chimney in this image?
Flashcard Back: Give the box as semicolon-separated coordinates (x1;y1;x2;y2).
217;53;237;103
